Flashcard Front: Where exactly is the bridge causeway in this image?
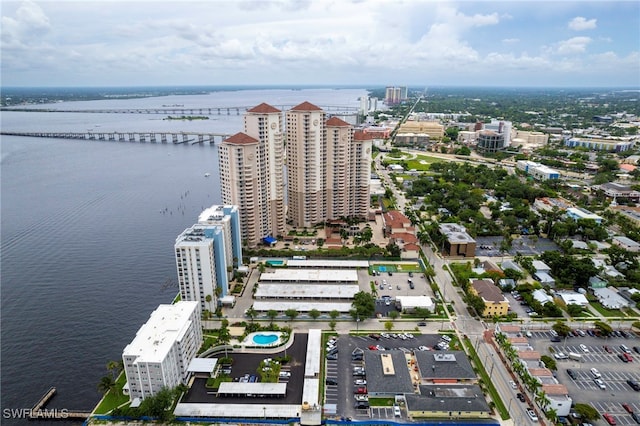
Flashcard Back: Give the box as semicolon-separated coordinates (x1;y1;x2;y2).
1;130;231;145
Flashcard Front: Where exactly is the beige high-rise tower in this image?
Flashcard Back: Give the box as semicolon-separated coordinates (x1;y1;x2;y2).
218;103;285;247
286;102;327;228
286;103;371;228
243;103;286;240
218;133;261;246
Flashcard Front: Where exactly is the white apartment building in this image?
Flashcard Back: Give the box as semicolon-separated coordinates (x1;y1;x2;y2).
218;104;285;247
122;301;202;402
175;225;227;312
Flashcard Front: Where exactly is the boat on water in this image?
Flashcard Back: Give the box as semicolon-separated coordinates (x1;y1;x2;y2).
204;173;211;177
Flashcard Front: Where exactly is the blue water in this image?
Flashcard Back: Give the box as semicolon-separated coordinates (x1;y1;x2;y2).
252;334;279;345
0;88;367;424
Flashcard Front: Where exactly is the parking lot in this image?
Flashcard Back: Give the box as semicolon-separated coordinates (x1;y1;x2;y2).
528;330;640;425
324;332;457;421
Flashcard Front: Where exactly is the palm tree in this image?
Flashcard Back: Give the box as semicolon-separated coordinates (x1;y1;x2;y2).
205;294;213;313
267;309;278;325
545;407;558;423
106;360;123;381
245;306;257;322
97;375;115;395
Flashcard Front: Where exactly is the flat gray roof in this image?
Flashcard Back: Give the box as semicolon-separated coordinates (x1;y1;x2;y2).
255;283;360;299
406;384;489;413
305;329;322;377
187;358;218;373
260;269;358;282
252;301;353;312
287;259;369;268
217;382;287;396
174;403;299;418
364;350;415;395
414;351;476;380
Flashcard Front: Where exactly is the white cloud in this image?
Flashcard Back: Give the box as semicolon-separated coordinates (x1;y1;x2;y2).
502;38;520;44
568;16;597;31
555;36;592;55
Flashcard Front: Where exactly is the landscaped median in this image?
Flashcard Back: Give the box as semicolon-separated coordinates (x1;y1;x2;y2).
462;336;510;421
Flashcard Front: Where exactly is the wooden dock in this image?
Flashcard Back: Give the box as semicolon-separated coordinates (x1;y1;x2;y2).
29;387;92;420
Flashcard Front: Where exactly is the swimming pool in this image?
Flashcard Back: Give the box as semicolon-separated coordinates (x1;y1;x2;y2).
245;331;282;347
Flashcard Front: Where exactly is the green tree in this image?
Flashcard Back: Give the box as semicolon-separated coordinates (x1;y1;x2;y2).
329;310;340;320
540;355;557;371
267;309;278;325
384;320;394;332
329;319;337;331
106;360;123;381
245;306;257;322
573;403;600;421
351;291;376;319
285;309;299;322
593;320;612;336
97;375;115;395
309;309;321;320
552;322;572;337
414;307;431;320
389;310;399;320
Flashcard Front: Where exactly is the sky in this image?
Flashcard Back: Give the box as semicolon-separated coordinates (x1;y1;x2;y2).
1;0;639;88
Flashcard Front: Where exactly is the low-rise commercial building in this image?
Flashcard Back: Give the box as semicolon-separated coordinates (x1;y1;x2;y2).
438;223;476;258
405;384;490;419
469;279;509;317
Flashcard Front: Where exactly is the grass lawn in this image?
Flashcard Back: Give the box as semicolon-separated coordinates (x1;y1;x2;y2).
371;263;421;273
93;373;129;414
368;397;396;406
591;303;623;318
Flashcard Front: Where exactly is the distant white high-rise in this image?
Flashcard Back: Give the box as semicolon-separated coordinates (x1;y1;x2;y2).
122;301;202;402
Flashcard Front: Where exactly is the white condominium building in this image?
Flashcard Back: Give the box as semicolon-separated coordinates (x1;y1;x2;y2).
122;301;202;402
286;101;327;228
175;224;228;312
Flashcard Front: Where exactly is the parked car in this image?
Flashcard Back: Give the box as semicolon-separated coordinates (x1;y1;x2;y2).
354;386;367;394
326;378;338;385
622;403;634;413
632;412;640;424
627;379;640;391
566;369;576;379
594;378;606;390
633;346;640;354
393;405;401;417
590;368;601;378
603;345;612;353
580;344;589;353
602;413;617;425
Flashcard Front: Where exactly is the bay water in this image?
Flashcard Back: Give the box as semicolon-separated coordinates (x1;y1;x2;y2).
0;88;367;423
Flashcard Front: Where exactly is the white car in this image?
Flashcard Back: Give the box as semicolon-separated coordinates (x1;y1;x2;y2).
526;409;538;422
418;346;430;351
554;352;568;360
509;380;517;389
393;405;401;417
354;379;367;385
590;368;601;378
593;378;606;390
580;344;589;353
405;333;414;339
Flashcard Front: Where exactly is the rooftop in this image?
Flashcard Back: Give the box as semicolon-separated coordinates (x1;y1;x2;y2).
364;350;414;394
470;279;506;304
414;351;475;380
246;102;281;114
123;301;198;364
223;132;259;145
289;101;323;112
406;384;489;413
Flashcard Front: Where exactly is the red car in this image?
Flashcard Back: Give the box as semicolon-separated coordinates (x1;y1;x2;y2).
368;345;378;350
354;387;367;394
603;413;617;425
623;403;634;414
604;345;612;353
623;353;633;362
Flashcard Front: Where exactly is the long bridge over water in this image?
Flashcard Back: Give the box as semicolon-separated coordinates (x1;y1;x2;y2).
1;130;231;144
1;104;360;116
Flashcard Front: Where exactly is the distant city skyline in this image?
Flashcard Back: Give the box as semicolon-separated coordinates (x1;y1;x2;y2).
1;0;639;88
